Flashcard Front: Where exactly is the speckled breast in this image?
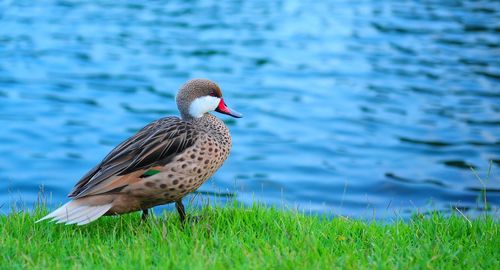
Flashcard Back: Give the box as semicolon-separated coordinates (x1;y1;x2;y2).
130;114;232;208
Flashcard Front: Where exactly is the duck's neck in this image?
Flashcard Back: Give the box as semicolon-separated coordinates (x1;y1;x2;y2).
190;114;231;143
190;113;223;129
180;111;193;121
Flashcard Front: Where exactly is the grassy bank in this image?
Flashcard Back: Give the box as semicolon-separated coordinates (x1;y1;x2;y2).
1;204;498;269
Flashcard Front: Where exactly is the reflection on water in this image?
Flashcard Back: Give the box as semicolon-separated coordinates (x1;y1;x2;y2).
0;0;498;218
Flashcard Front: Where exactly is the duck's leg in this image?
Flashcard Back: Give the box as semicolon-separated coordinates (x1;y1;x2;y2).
141;209;149;221
175;200;186;224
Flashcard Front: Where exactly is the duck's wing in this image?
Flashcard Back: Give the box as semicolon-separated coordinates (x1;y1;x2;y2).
68;116;199;198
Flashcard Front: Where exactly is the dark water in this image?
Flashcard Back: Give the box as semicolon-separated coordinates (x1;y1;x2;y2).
0;0;499;218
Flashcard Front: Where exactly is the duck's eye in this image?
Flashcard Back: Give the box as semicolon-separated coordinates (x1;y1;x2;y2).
209;92;216;97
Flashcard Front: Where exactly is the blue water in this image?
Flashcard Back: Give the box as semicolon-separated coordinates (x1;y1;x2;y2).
0;0;499;218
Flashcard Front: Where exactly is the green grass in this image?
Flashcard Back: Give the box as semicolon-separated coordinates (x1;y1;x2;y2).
1;203;498;270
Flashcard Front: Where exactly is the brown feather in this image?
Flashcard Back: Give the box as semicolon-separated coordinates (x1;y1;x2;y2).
69;117;199;198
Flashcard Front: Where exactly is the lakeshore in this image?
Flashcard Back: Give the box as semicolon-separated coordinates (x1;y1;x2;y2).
1;204;498;269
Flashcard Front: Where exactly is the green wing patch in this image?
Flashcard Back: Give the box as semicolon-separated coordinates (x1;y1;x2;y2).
140;169;161;178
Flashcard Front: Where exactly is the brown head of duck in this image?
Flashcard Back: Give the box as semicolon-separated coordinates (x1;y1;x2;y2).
176;79;242;120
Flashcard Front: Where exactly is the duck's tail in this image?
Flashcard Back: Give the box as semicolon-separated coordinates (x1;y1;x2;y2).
36;200;112;226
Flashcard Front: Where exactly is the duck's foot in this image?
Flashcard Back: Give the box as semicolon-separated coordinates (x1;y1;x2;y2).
175;200;203;226
175;200;186;224
141;209;149;222
187;215;203;223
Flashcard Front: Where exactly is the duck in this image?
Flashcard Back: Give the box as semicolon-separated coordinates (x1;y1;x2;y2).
37;78;242;225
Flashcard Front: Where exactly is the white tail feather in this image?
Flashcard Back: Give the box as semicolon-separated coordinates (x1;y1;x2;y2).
56;206;92;224
76;205;112;225
36;200;112;226
36;201;75;223
65;204;110;225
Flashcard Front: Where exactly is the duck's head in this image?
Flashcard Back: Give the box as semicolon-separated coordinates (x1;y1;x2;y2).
176;79;242;120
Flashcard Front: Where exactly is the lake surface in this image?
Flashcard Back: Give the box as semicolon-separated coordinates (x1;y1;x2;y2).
1;0;499;219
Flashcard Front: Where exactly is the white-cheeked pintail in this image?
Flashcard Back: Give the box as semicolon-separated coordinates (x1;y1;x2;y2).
38;79;241;225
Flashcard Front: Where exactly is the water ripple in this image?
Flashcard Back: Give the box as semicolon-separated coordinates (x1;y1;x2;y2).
0;0;498;218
